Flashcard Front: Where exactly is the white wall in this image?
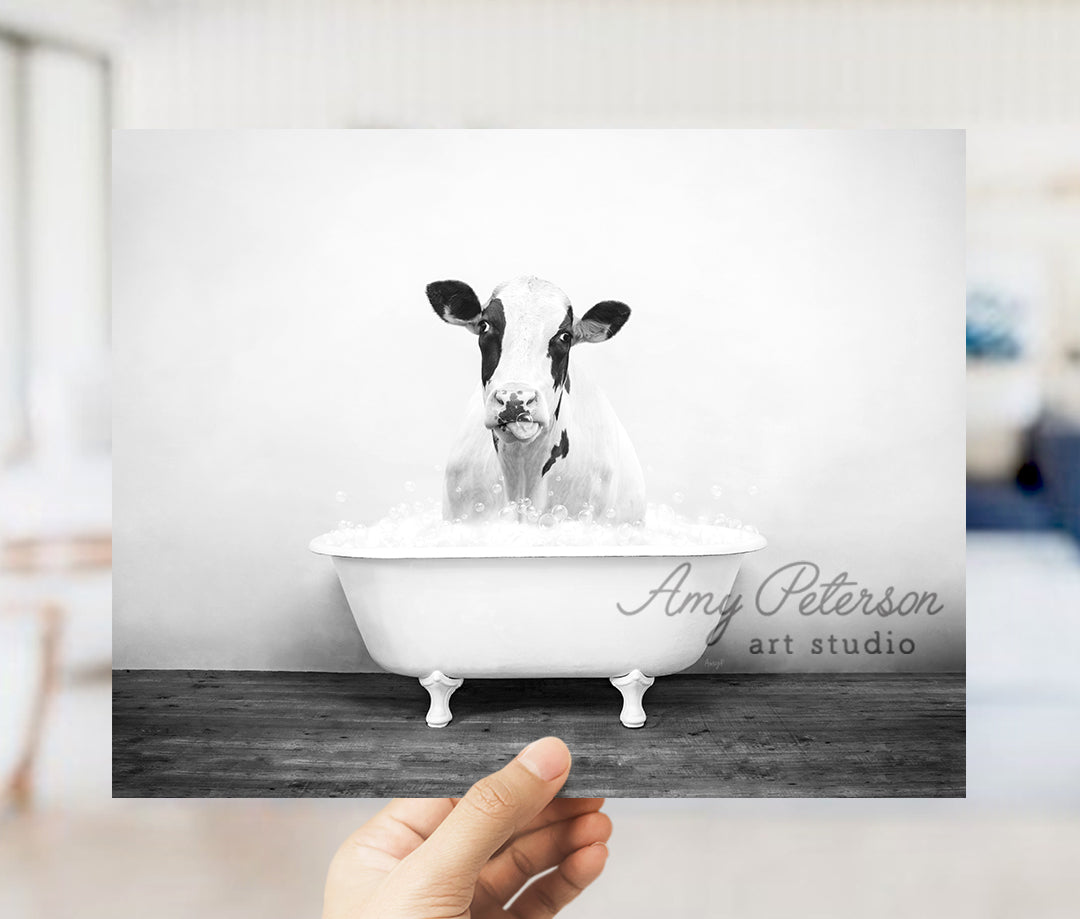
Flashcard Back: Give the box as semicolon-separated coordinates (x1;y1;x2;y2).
113;130;965;672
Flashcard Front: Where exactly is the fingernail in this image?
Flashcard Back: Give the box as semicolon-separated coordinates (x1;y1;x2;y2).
516;737;569;781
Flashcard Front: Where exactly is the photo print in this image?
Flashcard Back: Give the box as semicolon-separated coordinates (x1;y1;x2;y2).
112;129;965;797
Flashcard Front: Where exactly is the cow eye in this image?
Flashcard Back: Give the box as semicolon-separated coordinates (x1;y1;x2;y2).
477;320;490;334
557;330;572;344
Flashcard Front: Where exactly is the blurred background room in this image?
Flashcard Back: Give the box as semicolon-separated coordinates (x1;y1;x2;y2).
2;1;1080;917
966;127;1080;803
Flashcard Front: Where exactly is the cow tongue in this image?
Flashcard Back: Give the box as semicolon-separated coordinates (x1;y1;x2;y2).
507;421;539;441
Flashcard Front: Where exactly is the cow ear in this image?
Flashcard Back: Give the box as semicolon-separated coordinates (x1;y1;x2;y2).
573;300;630;344
427;280;483;332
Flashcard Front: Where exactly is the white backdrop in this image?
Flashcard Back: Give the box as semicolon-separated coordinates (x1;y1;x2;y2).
113;130;965;672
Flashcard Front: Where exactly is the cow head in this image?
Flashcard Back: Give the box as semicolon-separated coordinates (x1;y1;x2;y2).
427;276;630;445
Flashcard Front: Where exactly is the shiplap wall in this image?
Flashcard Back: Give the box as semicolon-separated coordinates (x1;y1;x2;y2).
115;0;1080;128
112;1;1080;407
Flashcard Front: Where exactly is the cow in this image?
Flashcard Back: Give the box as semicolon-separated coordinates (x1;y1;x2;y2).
427;275;646;524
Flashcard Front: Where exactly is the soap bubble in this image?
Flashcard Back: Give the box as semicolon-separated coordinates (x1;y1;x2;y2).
520;497;532;508
526;507;540;523
554;474;563;482
492;482;503;494
473;502;486;514
710;484;723;499
577;507;595;524
335;491;348;503
552;504;568;522
748;485;759;496
498;504;518;522
672;492;685;505
404;481;416;492
539;513;557;528
548;489;555;497
454;485;463;494
605;507;617;520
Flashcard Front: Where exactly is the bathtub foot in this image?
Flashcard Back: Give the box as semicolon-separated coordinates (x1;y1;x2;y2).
610;670;655;728
420;671;464;727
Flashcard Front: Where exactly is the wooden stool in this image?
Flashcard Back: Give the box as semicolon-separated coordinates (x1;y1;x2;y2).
1;534;111;811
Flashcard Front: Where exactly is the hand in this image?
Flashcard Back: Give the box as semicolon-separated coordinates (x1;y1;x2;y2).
323;737;611;918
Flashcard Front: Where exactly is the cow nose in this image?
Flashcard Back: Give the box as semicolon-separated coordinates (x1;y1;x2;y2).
494;388;537;407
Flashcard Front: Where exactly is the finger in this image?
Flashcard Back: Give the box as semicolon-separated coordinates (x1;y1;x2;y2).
477;810;612;907
495;797;606;854
377;798;458;841
509;842;609;919
401;737;571;881
449;795;604;846
346;798;457;862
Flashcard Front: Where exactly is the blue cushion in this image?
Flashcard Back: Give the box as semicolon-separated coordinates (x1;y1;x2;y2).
967;481;1058;531
1034;415;1080;540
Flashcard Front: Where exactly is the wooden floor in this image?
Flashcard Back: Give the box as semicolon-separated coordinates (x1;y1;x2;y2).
112;671;965;798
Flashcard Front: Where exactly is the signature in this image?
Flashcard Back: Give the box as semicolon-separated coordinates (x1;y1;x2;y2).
616;559;945;647
616;562;741;646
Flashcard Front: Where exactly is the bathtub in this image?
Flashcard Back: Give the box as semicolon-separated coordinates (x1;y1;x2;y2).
311;536;766;727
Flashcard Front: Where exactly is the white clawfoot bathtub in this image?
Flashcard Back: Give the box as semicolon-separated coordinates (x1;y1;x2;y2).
311;538;765;727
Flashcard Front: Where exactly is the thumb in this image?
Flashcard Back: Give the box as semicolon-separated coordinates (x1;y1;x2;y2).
402;737;571;882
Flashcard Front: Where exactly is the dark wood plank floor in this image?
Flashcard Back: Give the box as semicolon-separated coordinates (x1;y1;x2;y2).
112;671;964;798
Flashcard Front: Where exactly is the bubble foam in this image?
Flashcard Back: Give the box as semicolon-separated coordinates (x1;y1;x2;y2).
311;500;765;556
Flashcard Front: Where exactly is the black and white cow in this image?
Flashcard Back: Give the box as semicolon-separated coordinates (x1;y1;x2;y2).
428;275;646;524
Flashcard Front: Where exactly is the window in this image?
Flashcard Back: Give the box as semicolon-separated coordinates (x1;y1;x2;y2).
0;26;110;465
